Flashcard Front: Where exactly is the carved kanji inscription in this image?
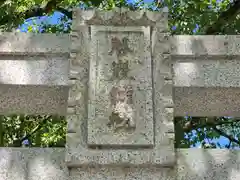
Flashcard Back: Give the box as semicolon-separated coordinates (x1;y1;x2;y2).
87;27;153;147
107;37;136;131
111;60;129;79
107;83;135;131
108;37;133;58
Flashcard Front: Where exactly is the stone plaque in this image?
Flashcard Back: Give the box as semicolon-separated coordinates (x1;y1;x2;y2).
66;8;174;167
87;26;153;147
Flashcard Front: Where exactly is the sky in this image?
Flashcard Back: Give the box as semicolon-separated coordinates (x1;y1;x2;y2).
18;0;238;149
18;0;157;32
18;0;199;33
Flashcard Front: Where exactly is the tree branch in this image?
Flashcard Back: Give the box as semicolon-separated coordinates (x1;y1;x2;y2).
23;0;72;19
0;0;72;27
10;116;50;147
212;126;240;145
183;118;240;132
205;0;240;34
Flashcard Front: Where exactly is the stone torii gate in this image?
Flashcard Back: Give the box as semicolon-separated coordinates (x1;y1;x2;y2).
0;7;239;180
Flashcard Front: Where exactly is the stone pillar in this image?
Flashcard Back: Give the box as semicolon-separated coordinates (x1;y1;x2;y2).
66;8;175;178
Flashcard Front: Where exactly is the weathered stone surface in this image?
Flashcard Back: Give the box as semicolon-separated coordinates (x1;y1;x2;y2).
66;8;175;167
66;132;175;167
67;115;82;133
171;35;240;56
151;10;175;168
0;54;68;85
0;33;70;115
72;7;168;28
70;167;175;180
227;35;240;55
0;85;68;115
87;26;153;147
172;39;240;116
171;35;228;56
177;149;240;180
0;148;239;180
174;87;240;117
0;32;70;53
0;148;68;180
174;58;240;87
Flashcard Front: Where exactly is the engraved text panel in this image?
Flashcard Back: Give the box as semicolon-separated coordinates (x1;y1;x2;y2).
87;26;153;147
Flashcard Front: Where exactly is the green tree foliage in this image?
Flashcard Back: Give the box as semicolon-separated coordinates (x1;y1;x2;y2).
0;115;66;147
0;0;239;148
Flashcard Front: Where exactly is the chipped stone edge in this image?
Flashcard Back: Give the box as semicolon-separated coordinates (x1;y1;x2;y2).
74;7;168;21
72;7;168;27
152;18;175;163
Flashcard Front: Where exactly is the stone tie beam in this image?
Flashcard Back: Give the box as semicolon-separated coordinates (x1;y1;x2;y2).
173;35;240;117
0;32;70;115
